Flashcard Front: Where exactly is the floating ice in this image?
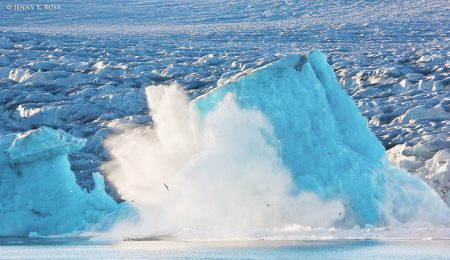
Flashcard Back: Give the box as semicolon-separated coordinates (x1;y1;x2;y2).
104;51;449;239
0;127;130;236
194;51;449;226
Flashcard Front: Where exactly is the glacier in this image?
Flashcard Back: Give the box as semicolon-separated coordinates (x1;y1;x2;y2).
0;50;448;238
0;127;130;236
193;51;450;226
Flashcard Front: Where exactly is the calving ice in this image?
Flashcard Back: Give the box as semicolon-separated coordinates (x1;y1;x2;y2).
104;51;450;238
0;51;448;238
192;50;449;226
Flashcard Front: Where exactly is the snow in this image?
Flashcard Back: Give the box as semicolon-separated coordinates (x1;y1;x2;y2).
0;127;131;236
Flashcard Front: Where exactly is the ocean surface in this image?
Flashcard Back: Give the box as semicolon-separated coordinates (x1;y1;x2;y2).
0;239;449;259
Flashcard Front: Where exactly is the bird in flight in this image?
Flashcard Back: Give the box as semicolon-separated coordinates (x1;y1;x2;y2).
164;183;169;191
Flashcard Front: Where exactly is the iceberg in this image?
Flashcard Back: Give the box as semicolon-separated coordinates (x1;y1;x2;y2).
3;50;447;238
193;51;449;226
0;127;130;236
103;51;449;239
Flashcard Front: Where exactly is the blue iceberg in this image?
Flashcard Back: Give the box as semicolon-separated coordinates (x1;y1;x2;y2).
0;127;129;236
193;51;449;226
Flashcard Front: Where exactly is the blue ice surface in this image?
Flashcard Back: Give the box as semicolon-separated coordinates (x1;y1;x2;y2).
0;127;131;236
193;51;448;226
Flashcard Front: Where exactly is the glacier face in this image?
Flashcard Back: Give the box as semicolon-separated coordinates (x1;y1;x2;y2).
193;51;449;226
0;127;130;236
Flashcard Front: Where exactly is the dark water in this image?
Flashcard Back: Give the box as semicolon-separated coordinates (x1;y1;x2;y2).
0;238;449;259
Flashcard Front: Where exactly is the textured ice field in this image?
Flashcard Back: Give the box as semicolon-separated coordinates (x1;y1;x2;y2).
0;0;449;204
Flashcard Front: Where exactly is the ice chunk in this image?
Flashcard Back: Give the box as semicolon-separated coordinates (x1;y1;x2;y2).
399;104;450;123
0;127;131;236
387;140;450;206
193;51;449;226
8;127;85;165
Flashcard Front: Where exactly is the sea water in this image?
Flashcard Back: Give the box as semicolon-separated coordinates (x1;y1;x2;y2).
0;239;449;259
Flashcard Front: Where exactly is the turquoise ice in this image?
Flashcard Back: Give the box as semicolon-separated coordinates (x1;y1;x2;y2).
0;51;448;236
0;127;130;236
194;51;449;226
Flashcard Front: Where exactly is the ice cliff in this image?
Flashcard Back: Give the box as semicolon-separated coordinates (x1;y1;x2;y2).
193;51;449;226
0;127;128;236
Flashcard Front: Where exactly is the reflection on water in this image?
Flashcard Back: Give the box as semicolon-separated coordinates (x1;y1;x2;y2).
0;238;449;259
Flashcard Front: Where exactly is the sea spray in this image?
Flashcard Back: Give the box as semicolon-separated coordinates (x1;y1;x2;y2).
104;85;344;239
103;51;450;239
